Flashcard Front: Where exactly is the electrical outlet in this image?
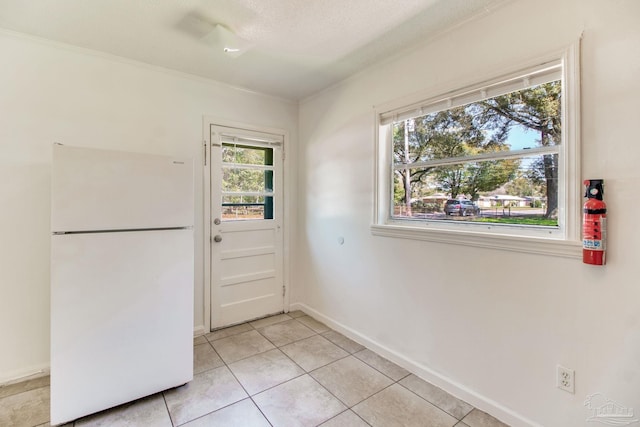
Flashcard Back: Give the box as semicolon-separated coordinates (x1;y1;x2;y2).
557;365;575;393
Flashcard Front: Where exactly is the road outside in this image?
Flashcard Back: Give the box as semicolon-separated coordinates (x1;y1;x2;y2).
406;207;546;220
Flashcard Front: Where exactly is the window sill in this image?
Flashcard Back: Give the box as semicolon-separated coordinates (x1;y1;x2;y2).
371;223;582;259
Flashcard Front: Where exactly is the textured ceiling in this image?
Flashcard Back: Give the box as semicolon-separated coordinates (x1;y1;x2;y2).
0;0;507;100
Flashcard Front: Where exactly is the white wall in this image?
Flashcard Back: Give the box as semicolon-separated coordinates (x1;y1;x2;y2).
295;0;640;426
0;31;298;383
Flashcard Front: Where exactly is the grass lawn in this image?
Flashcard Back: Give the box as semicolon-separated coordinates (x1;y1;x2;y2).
474;217;558;226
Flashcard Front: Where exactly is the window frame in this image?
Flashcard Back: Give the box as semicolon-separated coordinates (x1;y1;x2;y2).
372;45;582;258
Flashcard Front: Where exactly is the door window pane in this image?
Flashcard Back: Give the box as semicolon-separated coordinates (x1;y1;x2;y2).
221;143;275;221
222;168;273;193
222;145;270;165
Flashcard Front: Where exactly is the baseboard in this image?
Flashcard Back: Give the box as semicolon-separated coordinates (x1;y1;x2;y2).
0;364;50;386
289;302;542;427
193;324;207;337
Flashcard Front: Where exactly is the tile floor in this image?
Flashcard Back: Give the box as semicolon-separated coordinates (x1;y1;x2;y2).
0;311;510;427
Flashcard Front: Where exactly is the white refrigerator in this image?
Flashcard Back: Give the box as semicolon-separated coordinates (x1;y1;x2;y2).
50;144;194;425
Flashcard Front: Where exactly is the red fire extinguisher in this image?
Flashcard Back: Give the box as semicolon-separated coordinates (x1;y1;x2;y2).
583;179;606;265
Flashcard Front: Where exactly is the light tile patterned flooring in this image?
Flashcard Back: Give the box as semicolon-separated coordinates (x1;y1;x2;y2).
0;311;510;427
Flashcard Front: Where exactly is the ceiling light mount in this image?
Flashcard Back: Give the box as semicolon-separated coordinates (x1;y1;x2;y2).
201;24;254;58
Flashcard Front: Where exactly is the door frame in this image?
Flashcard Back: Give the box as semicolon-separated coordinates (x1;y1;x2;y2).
202;117;291;332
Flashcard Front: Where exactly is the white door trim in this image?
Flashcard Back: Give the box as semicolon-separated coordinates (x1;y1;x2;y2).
202;117;290;332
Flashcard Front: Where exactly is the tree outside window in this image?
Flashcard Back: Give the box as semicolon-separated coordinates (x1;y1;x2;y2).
392;80;561;227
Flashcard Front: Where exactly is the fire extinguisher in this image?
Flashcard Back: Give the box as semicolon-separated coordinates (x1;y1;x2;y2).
583;179;606;265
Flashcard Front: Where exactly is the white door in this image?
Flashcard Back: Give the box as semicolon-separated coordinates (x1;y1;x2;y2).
208;125;285;328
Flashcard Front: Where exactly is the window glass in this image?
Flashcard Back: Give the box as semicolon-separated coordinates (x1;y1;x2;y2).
222;168;273;193
222;145;268;165
221;143;274;221
391;81;561;229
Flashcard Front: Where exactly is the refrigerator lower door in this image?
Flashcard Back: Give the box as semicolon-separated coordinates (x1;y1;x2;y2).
50;229;194;425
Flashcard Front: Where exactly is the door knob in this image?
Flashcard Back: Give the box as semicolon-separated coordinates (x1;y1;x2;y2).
213;218;221;225
213;235;222;243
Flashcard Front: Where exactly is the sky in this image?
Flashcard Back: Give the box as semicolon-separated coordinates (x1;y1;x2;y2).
507;125;539;150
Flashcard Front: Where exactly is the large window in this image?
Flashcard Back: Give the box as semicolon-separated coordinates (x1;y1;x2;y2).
374;48;581;257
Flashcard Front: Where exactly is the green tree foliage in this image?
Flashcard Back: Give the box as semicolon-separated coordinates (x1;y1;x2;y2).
222;144;272;205
393;108;518;205
433;157;520;201
479;81;561;218
462;159;520;201
504;170;545;198
392;81;561;220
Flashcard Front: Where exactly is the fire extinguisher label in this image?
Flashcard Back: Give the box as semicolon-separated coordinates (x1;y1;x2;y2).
583;216;606;251
583;239;603;250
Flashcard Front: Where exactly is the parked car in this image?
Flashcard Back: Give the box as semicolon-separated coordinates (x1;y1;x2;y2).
444;199;480;216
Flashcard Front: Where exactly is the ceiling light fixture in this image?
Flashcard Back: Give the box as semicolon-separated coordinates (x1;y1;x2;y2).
201;24;254;58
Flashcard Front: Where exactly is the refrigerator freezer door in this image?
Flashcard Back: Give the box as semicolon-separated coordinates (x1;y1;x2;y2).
50;229;194;425
51;145;194;232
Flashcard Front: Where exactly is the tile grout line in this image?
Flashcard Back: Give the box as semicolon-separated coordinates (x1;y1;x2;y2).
257;314;470;425
304;372;353;423
35;312;482;427
171;352;272;426
395;379;469;422
324;408;374;427
197;315;415;426
349;381;399;418
277;312;471;424
160;390;176;427
213;326;281;427
208;317;341;367
247;395;275;427
199;316;313;426
350;349;412;383
195;334;453;426
209;316;364;426
253;318;317;349
289;340;393;425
